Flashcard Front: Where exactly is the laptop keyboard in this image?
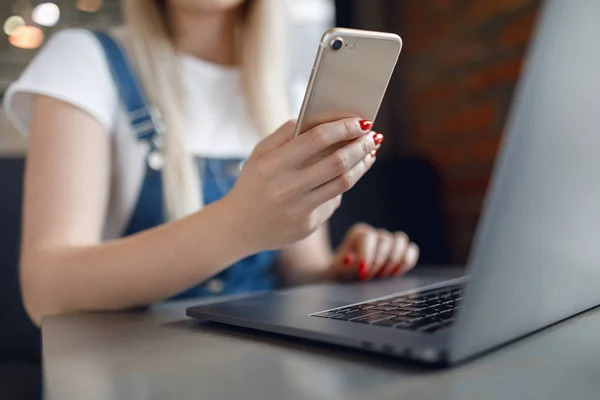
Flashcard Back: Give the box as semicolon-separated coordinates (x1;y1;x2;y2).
311;284;464;334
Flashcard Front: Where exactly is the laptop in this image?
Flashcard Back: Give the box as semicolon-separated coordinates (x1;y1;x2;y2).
187;0;600;366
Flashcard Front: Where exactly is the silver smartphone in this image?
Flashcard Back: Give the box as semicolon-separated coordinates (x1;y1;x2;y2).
294;28;403;137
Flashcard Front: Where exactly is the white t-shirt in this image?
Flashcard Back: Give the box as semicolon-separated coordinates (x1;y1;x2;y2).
4;28;306;240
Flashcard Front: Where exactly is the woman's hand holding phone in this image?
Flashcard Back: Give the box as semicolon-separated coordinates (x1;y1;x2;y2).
223;117;381;253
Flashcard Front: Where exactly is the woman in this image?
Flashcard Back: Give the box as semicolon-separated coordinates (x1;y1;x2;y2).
4;0;420;325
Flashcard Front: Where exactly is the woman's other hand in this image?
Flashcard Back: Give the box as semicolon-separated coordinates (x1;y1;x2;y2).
330;224;420;281
223;118;380;252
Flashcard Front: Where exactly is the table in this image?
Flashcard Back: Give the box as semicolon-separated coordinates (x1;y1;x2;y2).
43;269;600;400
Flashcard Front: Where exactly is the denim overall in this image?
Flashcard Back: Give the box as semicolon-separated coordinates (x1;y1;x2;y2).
93;31;277;299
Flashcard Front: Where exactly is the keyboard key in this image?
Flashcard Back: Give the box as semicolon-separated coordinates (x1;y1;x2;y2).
428;306;442;312
311;284;465;332
387;310;411;317
361;301;390;307
392;298;419;304
373;318;402;327
312;311;343;318
396;306;422;312
371;306;399;312
438;309;454;317
378;310;403;316
331;310;379;320
351;313;390;324
391;315;413;322
358;305;376;310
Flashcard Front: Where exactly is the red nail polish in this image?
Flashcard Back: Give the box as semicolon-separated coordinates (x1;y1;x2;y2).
391;264;402;275
376;267;386;278
370;149;378;157
359;120;373;131
358;260;369;281
373;132;384;146
343;254;353;266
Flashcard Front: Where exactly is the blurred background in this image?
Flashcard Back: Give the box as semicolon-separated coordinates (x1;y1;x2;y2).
0;0;542;395
0;0;543;264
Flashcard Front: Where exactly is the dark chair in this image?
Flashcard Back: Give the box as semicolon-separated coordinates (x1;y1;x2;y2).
329;155;449;265
0;157;41;397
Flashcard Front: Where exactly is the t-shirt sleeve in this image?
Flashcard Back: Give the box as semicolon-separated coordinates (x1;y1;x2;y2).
3;28;118;136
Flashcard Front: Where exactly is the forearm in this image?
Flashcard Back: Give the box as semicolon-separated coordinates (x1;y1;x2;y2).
21;199;254;324
278;224;335;285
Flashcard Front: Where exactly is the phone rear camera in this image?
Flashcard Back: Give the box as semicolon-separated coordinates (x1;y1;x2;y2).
331;38;344;51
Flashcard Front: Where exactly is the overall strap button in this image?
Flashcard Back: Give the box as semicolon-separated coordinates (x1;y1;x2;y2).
205;279;225;294
147;150;164;171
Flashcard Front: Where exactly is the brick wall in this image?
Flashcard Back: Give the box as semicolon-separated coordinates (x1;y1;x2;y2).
397;0;541;262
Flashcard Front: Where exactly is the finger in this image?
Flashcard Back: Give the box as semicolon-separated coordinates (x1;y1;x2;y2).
334;194;342;209
354;228;378;281
333;223;375;281
403;243;420;273
313;197;339;230
384;232;410;277
306;152;376;208
332;225;362;274
280;118;372;167
391;242;420;276
251;120;297;158
372;231;394;279
300;132;378;190
334;251;357;282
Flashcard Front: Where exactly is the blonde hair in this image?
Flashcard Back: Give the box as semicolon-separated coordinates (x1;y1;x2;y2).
122;0;290;221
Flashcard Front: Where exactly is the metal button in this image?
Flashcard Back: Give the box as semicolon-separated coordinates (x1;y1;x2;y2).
205;279;225;294
147;150;164;171
226;160;245;177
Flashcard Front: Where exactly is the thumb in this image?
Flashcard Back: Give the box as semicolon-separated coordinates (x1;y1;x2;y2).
332;224;376;281
251;119;297;159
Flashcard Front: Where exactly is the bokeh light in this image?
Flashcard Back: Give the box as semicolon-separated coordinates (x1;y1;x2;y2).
9;25;45;49
32;3;60;27
77;0;103;12
3;16;25;36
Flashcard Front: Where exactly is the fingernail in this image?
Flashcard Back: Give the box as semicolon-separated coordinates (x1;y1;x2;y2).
376;267;386;278
358;260;369;281
343;254;353;266
370;149;378;158
359;120;373;131
391;264;402;275
373;132;384;146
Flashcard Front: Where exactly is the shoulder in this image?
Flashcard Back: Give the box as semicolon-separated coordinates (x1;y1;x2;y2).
38;28;107;62
3;28;122;135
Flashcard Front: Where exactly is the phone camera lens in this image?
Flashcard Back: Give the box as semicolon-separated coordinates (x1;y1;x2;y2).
331;38;344;51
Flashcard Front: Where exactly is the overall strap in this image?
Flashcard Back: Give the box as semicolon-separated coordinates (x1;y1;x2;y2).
90;30;162;143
